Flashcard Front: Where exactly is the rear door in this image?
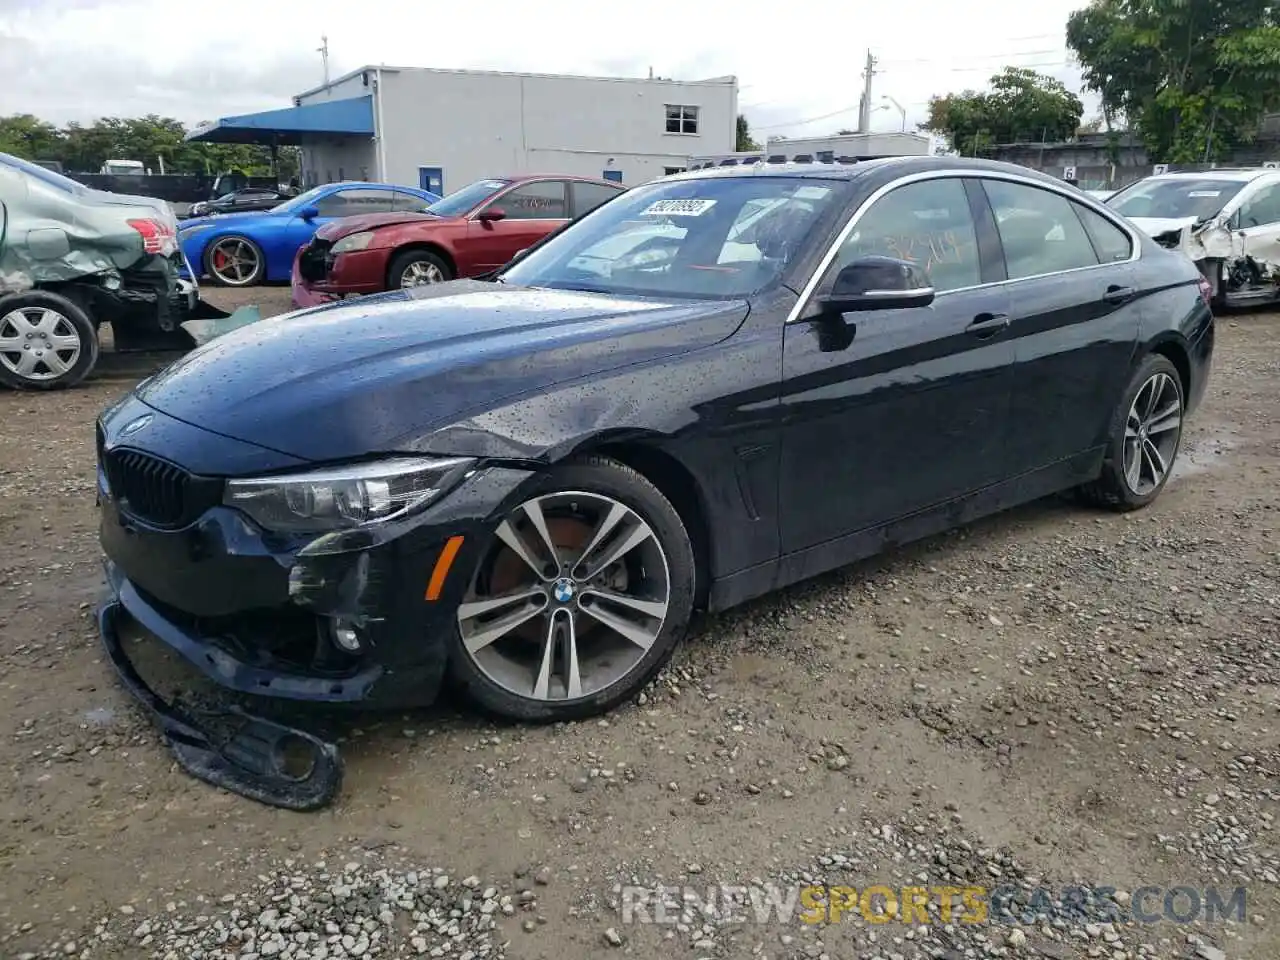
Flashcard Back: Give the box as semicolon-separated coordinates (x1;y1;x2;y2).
977;176;1141;472
466;180;570;272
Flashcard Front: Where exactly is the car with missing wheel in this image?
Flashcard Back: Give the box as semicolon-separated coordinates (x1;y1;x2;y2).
290;175;625;307
177;180;440;287
96;156;1212;808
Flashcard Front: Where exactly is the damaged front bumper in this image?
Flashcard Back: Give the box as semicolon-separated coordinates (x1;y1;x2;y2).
99;564;343;811
1145;218;1280;308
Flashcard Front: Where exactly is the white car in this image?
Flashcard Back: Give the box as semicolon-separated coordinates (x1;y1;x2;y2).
1106;168;1280;307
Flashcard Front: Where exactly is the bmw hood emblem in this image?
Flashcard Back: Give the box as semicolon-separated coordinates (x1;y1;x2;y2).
120;413;154;437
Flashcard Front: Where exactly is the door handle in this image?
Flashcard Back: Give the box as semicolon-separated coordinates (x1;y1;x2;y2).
966;312;1011;339
1103;284;1136;305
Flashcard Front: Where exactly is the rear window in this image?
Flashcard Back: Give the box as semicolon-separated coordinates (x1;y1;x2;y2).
0;152;83;194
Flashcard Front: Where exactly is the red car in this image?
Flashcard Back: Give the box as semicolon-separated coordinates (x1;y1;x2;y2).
291;175;625;307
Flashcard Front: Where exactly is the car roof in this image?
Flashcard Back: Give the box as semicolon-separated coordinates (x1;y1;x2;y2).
1136;169;1278;184
664;155;1082;188
505;174;625;186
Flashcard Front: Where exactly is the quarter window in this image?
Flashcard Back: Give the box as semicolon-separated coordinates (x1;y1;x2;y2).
665;105;699;135
832;178;981;293
489;181;568;220
1075;205;1133;263
983;179;1098;279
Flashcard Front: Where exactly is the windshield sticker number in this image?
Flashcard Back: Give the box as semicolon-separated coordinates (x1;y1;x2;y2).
641;198;717;217
1187;191;1221;198
793;186;832;200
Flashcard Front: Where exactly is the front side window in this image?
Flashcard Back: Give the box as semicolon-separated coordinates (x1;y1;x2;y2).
831;178;981;293
984;179;1098;280
665;104;699;135
500;175;840;299
1107;178;1245;221
487;181;568;220
1237;183;1280;227
426;179;509;217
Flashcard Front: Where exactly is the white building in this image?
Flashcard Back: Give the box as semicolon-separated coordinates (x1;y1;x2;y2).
189;66;738;194
691;131;931;168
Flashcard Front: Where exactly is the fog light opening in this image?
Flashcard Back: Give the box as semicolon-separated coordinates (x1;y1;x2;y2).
329;617;363;653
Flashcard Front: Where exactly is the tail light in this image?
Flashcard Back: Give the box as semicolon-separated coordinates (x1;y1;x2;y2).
127;218;177;256
1197;275;1214;307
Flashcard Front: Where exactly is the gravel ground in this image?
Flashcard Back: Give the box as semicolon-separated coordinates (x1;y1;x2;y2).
1;290;1278;960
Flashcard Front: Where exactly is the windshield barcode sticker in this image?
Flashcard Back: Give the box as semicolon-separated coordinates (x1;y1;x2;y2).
1187;191;1221;198
641;198;717;217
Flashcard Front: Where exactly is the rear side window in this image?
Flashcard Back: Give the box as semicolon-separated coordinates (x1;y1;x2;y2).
316;188;398;216
572;181;622;217
391;190;430;212
1074;204;1133;263
983;179;1099;279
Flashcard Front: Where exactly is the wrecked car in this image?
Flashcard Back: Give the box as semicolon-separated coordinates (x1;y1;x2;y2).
96;157;1213;809
1107;169;1280;308
0;151;207;389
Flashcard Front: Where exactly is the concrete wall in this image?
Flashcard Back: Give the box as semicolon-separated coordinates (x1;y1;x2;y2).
298;137;377;187
369;67;736;192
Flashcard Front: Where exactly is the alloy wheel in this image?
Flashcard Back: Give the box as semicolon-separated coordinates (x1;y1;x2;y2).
1122;371;1182;496
400;260;445;287
457;491;671;703
0;307;82;382
209;238;261;285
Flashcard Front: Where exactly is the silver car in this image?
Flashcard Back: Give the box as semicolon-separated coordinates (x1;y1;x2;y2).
0;152;199;389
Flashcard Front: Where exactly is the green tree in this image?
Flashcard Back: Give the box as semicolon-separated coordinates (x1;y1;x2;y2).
1067;0;1280;162
0;114;64;160
921;67;1084;155
736;114;759;151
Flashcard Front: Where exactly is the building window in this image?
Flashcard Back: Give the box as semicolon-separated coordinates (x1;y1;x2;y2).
665;104;699;135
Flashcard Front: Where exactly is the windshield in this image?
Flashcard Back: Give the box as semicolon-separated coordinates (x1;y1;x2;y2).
0;151;85;194
500;176;841;299
271;184;331;214
426;179;510;217
1107;178;1246;221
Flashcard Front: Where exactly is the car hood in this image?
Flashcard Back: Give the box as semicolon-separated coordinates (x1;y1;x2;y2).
179;210;277;233
134;280;749;463
316;211;449;241
1125;215;1204;236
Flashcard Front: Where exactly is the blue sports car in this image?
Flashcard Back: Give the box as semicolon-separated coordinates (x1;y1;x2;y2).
178;181;441;287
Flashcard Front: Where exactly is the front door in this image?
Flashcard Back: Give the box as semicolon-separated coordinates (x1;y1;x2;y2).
465;179;571;273
779;175;1016;554
976;177;1142;472
419;166;444;196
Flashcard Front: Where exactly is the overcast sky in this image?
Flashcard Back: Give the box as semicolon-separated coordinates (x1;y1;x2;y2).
0;0;1098;138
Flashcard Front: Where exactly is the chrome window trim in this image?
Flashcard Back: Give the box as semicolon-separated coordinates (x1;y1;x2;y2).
785;168;1143;324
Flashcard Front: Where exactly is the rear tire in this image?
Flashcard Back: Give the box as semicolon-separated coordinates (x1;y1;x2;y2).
388;249;453;289
447;455;696;722
1076;353;1184;511
0;291;98;390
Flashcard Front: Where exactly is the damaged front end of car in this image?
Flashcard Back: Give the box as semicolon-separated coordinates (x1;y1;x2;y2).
1147;216;1280;308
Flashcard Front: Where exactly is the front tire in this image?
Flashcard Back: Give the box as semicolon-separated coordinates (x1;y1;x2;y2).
0;291;98;390
447;455;696;722
388;249;453;289
1077;353;1184;511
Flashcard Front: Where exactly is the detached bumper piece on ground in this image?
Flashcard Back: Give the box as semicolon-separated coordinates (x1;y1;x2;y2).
98;564;344;812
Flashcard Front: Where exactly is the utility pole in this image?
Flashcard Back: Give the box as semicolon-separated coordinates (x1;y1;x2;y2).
318;35;330;87
857;50;877;133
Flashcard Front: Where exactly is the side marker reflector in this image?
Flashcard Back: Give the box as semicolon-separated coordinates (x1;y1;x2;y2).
425;535;465;601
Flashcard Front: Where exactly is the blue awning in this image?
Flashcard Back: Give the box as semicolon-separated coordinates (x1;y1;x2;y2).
185;96;375;145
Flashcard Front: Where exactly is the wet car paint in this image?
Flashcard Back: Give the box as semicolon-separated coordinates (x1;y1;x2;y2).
96;156;1214;808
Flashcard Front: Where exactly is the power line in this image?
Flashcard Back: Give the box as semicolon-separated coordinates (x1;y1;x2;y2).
753;103;863;132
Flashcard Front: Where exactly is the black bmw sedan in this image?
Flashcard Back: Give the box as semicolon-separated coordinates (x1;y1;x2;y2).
96;157;1212;799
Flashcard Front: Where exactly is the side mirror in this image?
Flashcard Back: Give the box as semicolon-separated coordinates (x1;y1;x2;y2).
477;206;506;223
816;256;935;314
298;205;320;221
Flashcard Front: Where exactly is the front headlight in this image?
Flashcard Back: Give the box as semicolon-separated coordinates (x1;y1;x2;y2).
223;456;475;534
331;231;376;255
